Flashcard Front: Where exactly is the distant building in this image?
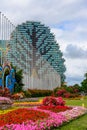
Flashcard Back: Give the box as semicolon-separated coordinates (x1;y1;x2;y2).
6;21;66;90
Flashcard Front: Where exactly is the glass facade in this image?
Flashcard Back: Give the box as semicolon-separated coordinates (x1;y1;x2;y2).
6;21;66;90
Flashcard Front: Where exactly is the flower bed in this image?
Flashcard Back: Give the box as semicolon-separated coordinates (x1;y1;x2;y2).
0;97;13;110
0;106;87;130
0;108;49;127
38;105;72;113
13;101;42;107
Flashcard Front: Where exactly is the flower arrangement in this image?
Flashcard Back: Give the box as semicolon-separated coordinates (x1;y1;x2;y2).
0;107;86;130
0;97;13;104
38;105;72;113
11;92;25;99
0;87;11;97
13;101;42;107
42;96;65;106
0;108;49;127
0;96;13;110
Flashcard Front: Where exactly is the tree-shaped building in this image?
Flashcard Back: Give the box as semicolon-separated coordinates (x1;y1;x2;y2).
7;21;66;90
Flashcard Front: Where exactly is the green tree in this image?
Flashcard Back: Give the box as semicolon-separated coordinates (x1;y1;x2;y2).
73;84;82;92
84;72;87;80
81;72;87;93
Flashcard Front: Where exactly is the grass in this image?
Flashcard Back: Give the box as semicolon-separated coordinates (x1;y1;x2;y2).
55;114;87;130
0;96;87;129
65;96;87;108
0;106;18;114
55;96;87;130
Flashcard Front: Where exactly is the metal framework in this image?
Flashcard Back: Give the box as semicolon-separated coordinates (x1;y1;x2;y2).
0;12;15;64
6;21;66;90
0;12;66;90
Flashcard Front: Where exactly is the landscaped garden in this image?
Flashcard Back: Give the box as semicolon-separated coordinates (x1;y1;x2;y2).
0;67;87;130
0;94;87;130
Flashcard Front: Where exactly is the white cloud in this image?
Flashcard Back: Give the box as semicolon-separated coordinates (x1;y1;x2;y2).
65;44;87;59
1;0;87;25
65;58;87;85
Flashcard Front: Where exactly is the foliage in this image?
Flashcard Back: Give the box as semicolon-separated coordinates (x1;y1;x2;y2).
56;88;67;97
0;107;86;130
11;92;25;100
0;108;49;127
24;89;53;97
13;67;24;93
0;96;13;104
54;85;80;98
0;87;11;97
65;96;87;107
38;105;71;113
42;96;65;106
56;113;87;130
23;90;31;98
81;72;87;93
10;63;24;93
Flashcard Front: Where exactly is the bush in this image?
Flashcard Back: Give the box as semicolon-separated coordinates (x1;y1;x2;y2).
0;96;13;109
38;105;71;113
0;87;11;97
63;92;71;98
23;90;31;98
55;87;80;98
11;92;25;100
42;96;65;106
56;89;67;97
0;97;13;104
56;97;65;106
25;89;52;97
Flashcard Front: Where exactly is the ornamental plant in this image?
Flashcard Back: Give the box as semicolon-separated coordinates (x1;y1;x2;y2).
0;108;49;127
0;107;86;130
11;92;25;100
0;87;11;97
0;96;13;104
42;96;65;106
56;89;67;97
56;97;65;106
38;105;72;113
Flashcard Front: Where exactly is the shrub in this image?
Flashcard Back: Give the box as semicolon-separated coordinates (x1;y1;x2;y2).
0;87;11;97
63;92;79;98
38;105;71;113
23;90;31;98
56;87;80;98
56;89;67;97
63;92;71;98
11;92;25;100
42;96;65;106
26;89;52;97
56;97;65;106
0;96;13;109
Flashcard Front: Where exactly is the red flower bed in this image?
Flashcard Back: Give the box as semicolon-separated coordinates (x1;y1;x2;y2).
38;105;72;113
0;108;49;127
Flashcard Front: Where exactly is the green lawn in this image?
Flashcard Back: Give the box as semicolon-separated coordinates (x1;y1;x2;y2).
55;97;87;130
54;114;87;130
65;97;87;108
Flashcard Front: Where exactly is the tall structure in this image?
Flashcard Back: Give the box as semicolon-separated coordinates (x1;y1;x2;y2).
0;12;15;65
7;21;66;90
0;12;16;91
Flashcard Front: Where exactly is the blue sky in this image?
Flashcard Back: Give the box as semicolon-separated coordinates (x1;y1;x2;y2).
0;0;87;85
